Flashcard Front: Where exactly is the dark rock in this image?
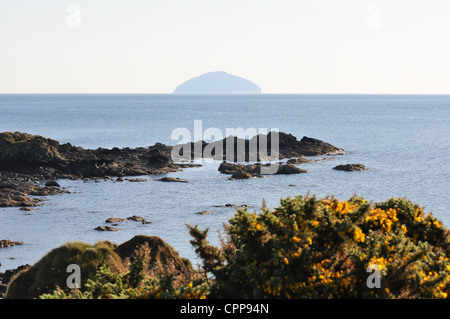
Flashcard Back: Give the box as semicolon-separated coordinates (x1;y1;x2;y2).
275;164;308;174
229;170;253;180
94;226;118;232
0;132;63;164
219;162;262;177
293;136;343;157
127;215;151;224
155;177;191;183
218;162;239;174
0;240;24;248
286;157;314;164
19;207;36;211
148;146;172;167
105;217;127;223
105;216;151;225
0;189;43;208
45;180;60;187
126;178;148;183
220;162;307;178
333;164;367;171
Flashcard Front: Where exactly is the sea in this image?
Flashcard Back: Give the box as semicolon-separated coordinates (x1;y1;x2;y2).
0;94;449;271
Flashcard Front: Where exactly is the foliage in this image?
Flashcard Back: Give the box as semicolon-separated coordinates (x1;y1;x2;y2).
40;243;210;299
6;241;120;299
38;195;450;299
190;195;450;299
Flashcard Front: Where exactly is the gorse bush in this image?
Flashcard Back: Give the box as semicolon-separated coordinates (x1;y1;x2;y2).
190;195;449;299
39;195;450;299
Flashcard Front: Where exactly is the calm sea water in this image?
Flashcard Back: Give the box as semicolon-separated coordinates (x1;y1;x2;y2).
1;94;449;270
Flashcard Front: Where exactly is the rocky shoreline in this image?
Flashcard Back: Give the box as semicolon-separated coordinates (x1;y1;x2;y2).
0;131;368;298
0;131;345;208
0;132;198;208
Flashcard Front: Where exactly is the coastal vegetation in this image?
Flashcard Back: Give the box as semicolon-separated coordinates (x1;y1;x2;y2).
5;195;448;299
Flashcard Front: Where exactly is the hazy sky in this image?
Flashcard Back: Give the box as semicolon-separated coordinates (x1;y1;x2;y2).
1;0;449;94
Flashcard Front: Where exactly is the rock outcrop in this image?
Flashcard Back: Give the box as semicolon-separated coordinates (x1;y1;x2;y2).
0;132;194;179
219;161;308;179
0;132;196;208
174;132;343;162
0;132;63;165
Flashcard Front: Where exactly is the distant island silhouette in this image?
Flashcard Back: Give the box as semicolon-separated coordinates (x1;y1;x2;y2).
173;71;261;94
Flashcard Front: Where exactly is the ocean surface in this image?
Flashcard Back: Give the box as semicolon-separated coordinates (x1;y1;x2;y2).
1;94;449;271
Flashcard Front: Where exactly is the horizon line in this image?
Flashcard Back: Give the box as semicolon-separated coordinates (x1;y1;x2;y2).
1;92;450;96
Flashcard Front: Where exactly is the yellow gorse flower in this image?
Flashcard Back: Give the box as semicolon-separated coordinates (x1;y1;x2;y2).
365;208;398;232
353;227;365;243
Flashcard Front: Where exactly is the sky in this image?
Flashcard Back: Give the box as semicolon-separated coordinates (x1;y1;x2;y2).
0;0;449;94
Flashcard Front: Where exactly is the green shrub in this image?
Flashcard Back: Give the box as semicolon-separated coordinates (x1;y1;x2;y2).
8;235;196;299
7;241;120;299
190;195;450;299
40;242;209;299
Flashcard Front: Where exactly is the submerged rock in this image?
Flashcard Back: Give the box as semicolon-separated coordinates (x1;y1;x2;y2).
196;211;214;215
105;217;127;223
94;226;118;232
155;177;192;183
126;178;148;183
333;164;367;171
105;216;151;225
127;215;151;224
0;240;24;248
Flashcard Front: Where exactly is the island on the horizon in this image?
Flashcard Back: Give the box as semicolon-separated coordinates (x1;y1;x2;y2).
173;71;261;94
